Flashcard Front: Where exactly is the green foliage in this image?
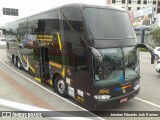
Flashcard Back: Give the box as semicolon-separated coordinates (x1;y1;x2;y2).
138;48;148;52
151;27;160;44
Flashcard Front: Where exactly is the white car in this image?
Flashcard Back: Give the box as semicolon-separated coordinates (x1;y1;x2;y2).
156;64;160;73
0;36;6;46
156;59;160;73
154;47;160;60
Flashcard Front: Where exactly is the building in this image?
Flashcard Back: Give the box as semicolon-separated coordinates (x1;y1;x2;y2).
108;0;160;13
0;27;5;36
106;0;160;47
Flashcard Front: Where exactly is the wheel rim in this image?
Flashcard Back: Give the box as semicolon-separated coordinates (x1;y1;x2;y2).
57;79;65;94
18;59;21;68
14;57;16;65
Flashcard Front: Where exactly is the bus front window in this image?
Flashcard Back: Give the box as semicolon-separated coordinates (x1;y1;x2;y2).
83;8;136;40
94;47;139;85
124;47;140;81
94;48;123;85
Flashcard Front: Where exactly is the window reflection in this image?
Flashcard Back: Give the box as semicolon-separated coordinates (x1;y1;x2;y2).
61;6;86;68
124;47;139;81
94;47;139;85
61;7;86;46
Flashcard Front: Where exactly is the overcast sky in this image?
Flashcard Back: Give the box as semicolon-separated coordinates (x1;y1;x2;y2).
0;0;106;26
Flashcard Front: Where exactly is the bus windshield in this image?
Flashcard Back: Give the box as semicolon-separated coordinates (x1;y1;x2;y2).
83;8;136;39
94;47;139;85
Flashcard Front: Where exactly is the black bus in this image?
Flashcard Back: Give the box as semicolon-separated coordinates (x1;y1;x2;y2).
5;4;155;110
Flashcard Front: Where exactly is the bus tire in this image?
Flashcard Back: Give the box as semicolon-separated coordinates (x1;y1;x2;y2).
54;76;67;97
17;57;22;70
12;56;17;66
12;56;14;65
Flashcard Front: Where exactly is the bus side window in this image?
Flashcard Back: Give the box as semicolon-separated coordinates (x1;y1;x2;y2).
61;7;86;46
61;7;86;68
44;10;60;42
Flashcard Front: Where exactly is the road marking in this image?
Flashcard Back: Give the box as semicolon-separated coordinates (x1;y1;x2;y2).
0;70;56;110
0;98;51;111
135;97;160;109
0;59;104;120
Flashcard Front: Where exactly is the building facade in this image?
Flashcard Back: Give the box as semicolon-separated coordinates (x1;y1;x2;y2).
107;0;160;47
108;0;160;13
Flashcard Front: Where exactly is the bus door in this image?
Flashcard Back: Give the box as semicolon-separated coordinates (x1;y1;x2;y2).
40;47;50;81
74;48;90;100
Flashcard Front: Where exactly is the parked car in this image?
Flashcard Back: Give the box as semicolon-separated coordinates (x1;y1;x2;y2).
0;36;6;46
156;59;160;73
154;47;160;60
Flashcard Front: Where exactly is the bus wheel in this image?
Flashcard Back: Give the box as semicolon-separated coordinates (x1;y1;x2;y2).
12;56;14;65
54;76;67;97
12;56;17;66
14;57;18;67
17;58;22;69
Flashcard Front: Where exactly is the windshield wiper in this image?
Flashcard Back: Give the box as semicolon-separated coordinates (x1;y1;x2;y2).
87;26;95;46
125;75;140;80
88;26;93;39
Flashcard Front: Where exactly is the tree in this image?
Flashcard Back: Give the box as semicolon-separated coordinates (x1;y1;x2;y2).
151;27;160;45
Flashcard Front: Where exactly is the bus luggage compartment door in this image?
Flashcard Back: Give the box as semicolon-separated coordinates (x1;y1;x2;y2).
40;47;50;80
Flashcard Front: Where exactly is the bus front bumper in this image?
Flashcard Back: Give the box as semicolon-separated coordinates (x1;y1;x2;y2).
95;88;140;110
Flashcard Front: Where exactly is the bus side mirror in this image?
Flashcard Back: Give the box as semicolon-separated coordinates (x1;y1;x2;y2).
88;47;102;63
136;43;155;64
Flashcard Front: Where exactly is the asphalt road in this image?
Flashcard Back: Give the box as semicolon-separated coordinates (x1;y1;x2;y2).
0;49;160;120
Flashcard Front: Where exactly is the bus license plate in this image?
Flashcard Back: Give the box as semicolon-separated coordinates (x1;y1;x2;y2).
120;97;128;103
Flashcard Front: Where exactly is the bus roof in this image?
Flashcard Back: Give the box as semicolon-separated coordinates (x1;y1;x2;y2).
5;3;126;25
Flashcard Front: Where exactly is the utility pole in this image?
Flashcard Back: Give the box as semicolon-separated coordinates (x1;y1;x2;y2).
125;0;128;12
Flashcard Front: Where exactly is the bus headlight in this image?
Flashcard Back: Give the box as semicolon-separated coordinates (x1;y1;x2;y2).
94;95;111;100
134;84;139;90
134;80;140;90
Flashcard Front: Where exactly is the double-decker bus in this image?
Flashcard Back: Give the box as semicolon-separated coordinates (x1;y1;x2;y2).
5;4;155;110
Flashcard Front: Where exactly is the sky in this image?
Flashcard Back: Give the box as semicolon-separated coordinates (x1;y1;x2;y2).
0;0;106;27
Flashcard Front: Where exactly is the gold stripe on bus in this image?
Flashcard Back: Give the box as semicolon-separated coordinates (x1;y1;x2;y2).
38;39;52;42
30;66;35;73
49;61;62;68
49;80;53;85
62;67;65;78
23;56;35;73
57;32;62;50
35;77;41;82
46;80;53;85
